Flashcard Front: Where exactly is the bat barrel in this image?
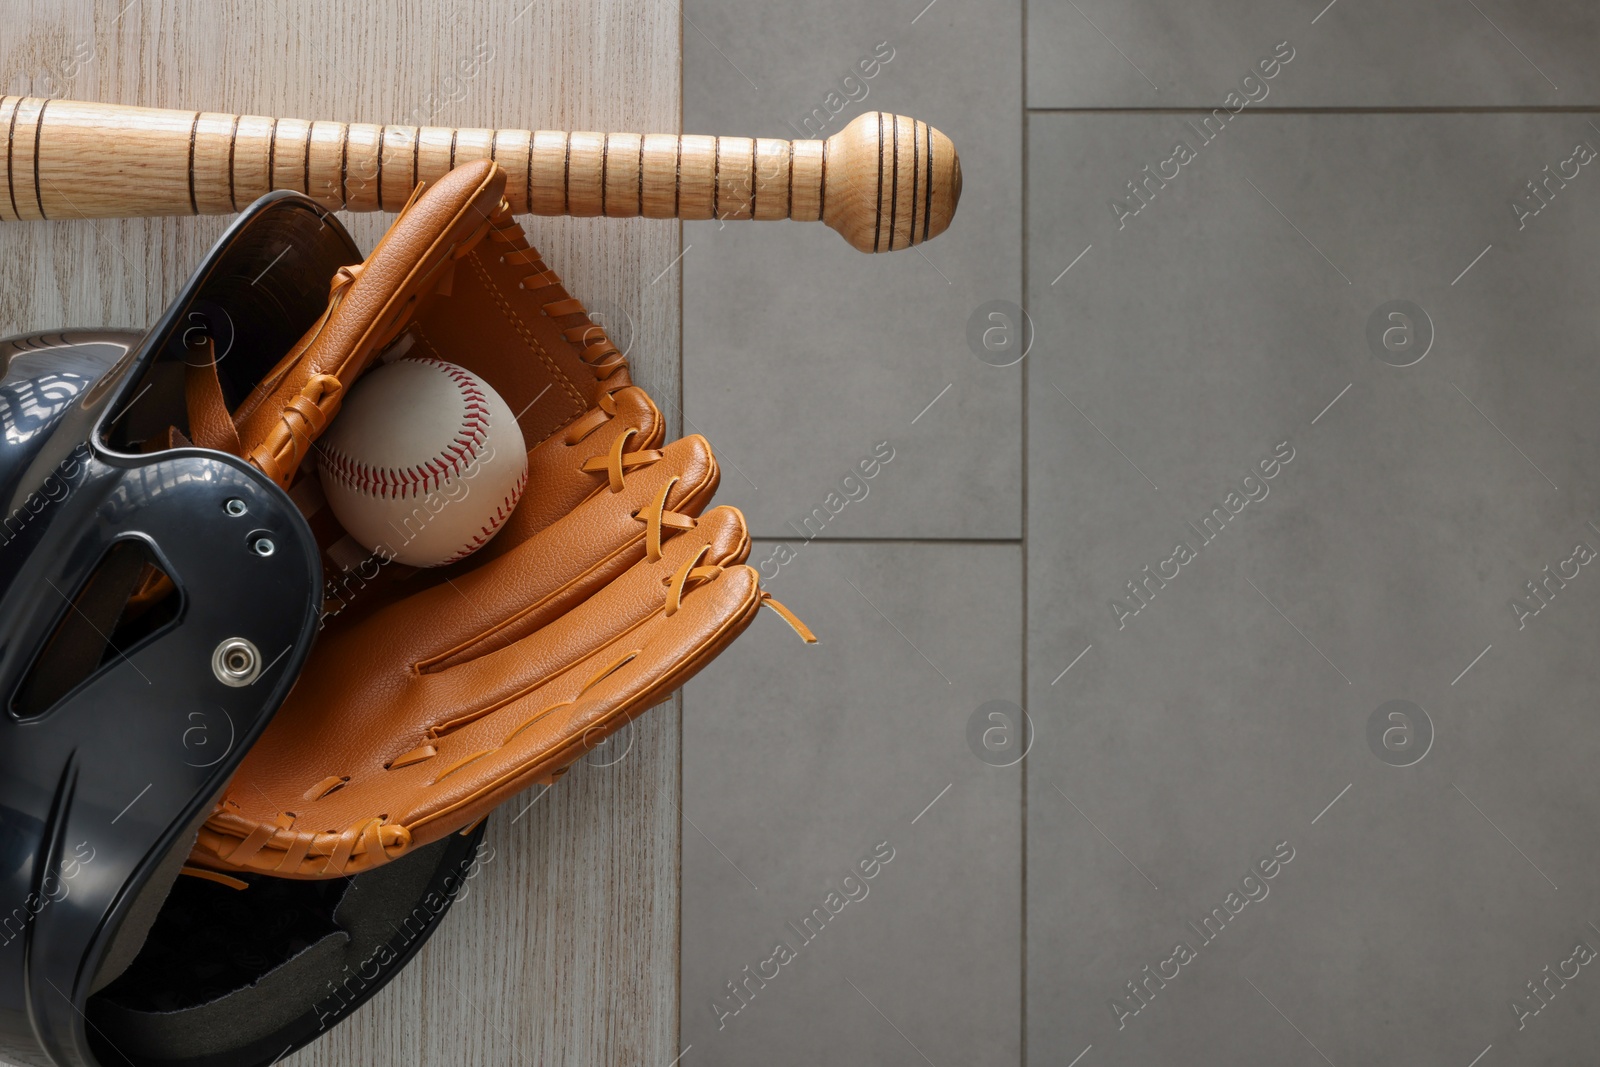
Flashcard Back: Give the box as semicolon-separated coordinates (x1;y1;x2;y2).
0;98;960;252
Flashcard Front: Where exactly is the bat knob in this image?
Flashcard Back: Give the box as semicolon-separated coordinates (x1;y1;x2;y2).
823;112;961;253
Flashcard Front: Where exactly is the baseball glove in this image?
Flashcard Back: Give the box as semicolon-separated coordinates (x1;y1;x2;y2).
180;160;812;879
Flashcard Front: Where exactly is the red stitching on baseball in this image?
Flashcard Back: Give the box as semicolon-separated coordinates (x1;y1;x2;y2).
320;358;493;500
438;465;528;564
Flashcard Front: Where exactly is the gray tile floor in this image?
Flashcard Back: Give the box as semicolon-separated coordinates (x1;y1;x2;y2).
682;542;1021;1064
684;2;1600;1064
1028;0;1600;108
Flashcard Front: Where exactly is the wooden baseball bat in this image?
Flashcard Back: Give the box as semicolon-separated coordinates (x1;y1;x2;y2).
0;97;961;253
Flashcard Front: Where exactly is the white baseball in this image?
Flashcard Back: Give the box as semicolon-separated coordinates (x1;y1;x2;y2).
318;357;528;568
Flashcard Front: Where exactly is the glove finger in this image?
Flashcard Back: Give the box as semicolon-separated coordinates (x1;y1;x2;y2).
192;505;756;878
412;563;762;844
377;506;758;854
417;502;750;729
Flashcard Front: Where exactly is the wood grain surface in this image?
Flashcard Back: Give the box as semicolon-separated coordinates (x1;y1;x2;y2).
0;2;682;1063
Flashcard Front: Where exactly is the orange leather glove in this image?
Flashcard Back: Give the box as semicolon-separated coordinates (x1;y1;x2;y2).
185;161;811;879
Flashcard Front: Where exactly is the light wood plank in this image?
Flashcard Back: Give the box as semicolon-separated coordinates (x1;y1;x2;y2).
0;1;681;1063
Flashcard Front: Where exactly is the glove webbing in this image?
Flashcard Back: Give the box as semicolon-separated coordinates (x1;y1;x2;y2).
489;207;627;387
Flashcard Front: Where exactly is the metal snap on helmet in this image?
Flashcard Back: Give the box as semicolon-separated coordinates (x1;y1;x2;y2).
0;193;487;1067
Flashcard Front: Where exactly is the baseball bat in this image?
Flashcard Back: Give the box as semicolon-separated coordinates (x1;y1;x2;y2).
0;96;961;253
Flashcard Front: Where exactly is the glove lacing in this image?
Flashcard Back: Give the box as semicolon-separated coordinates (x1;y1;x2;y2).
490;204;626;385
575;419;813;641
667;543;818;643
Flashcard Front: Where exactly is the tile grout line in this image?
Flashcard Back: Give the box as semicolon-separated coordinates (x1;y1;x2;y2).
748;536;1024;545
1019;1;1030;1059
1024;105;1600;114
674;9;686;1056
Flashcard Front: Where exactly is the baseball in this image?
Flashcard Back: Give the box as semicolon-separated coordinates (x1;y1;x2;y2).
318;357;528;568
